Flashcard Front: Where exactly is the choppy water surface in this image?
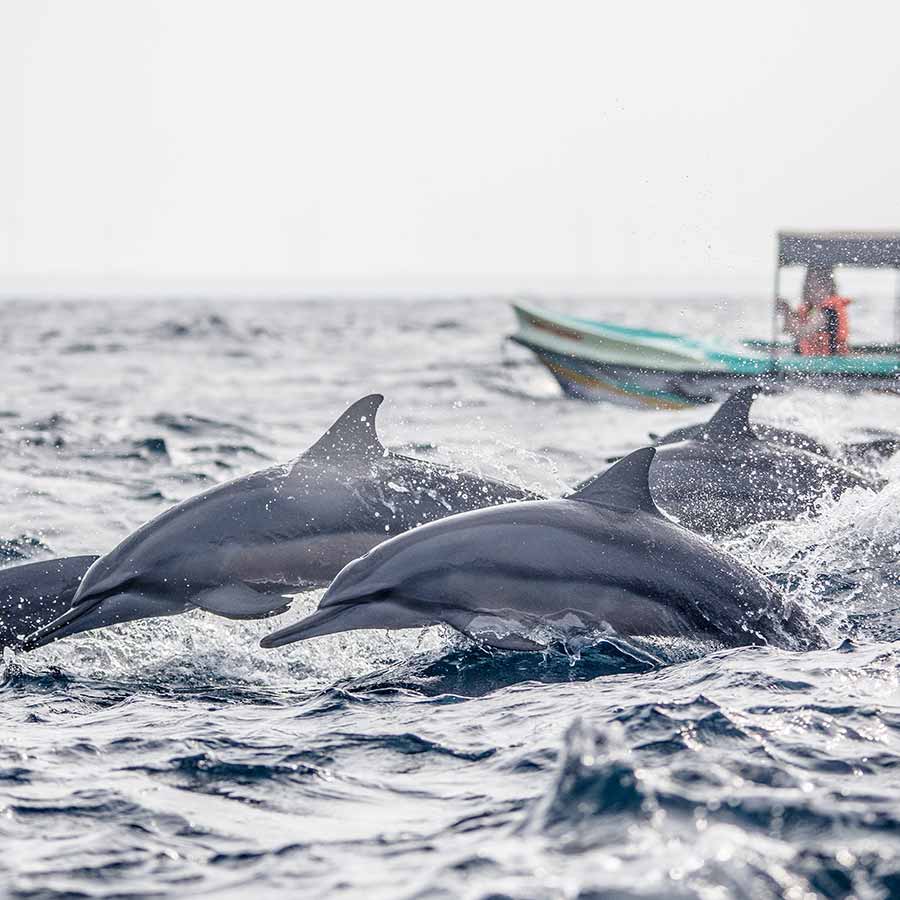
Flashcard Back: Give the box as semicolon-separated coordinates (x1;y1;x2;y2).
1;297;899;899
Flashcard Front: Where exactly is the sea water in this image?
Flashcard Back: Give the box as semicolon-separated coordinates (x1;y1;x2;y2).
1;296;898;898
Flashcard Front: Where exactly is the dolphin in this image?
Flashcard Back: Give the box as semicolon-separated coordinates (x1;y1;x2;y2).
840;434;900;466
649;387;833;458
650;387;898;466
261;447;821;653
0;556;98;650
647;387;879;536
25;395;542;649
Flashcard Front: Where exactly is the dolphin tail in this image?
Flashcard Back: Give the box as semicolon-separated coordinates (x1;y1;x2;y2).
260;599;439;649
24;592;183;650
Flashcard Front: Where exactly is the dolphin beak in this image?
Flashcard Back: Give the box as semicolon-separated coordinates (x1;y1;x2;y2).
260;553;409;650
259;572;374;648
259;605;355;648
260;580;436;650
25;597;107;649
24;591;149;650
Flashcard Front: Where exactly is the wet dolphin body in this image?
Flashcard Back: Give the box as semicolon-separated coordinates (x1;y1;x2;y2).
261;448;821;653
650;390;831;458
26;396;541;649
650;387;898;466
647;387;879;537
0;556;98;650
840;434;900;466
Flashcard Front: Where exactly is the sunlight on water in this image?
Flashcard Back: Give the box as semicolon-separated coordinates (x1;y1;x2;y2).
1;298;898;898
13;591;460;693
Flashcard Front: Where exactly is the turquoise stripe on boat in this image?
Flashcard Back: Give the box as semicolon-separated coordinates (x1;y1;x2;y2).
775;355;900;375
562;310;723;349
703;352;775;375
525;305;900;376
528;306;770;365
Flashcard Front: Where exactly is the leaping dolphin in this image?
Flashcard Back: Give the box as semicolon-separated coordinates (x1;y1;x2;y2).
648;387;879;536
261;448;821;653
0;556;98;650
26;395;541;649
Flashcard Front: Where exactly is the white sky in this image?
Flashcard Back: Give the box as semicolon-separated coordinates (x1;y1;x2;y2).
2;0;899;297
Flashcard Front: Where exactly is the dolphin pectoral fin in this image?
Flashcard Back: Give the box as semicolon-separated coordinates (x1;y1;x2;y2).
192;584;293;620
442;611;548;652
260;599;439;648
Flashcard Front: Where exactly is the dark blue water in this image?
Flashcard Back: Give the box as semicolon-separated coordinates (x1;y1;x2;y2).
1;298;899;898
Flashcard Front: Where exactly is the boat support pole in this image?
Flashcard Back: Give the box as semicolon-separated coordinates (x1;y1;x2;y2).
770;242;782;381
895;267;900;344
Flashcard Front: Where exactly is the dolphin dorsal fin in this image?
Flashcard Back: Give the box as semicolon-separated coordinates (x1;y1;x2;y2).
705;386;759;443
304;394;386;462
569;447;661;515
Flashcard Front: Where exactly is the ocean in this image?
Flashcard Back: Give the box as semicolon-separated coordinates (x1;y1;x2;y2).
1;296;898;898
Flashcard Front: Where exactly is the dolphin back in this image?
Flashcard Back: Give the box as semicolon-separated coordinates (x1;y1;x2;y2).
262;448;820;653
24;395;546;649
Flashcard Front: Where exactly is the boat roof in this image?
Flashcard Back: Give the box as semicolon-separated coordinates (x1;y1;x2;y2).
779;231;900;268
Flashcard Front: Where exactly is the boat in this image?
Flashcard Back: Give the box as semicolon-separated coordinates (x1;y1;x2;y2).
508;231;900;408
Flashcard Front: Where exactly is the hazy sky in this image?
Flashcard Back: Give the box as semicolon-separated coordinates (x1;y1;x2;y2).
2;0;899;297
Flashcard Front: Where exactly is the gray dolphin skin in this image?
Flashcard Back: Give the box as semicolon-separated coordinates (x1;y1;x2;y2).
650;387;833;458
25;395;541;649
261;447;820;653
648;387;879;536
651;386;898;466
0;556;98;650
841;434;900;466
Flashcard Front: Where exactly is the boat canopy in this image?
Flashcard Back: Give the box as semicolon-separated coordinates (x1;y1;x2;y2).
778;231;900;269
774;230;900;343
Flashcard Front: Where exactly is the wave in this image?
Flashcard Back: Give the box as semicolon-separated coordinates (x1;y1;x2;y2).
0;534;53;562
724;476;900;644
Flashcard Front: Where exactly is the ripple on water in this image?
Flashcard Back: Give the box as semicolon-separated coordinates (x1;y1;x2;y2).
0;298;898;898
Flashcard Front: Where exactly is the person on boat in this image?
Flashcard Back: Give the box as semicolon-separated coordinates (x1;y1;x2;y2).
776;266;851;356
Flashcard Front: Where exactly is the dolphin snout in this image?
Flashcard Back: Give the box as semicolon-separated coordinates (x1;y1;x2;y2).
24;594;109;649
24;561;148;650
24;587;167;649
22;559;120;649
260;562;401;650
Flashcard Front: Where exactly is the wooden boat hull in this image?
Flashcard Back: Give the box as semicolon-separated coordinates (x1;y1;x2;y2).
509;304;900;408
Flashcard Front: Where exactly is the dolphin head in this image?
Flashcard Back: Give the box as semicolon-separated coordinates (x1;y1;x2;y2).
318;551;394;607
24;543;193;649
259;542;429;649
